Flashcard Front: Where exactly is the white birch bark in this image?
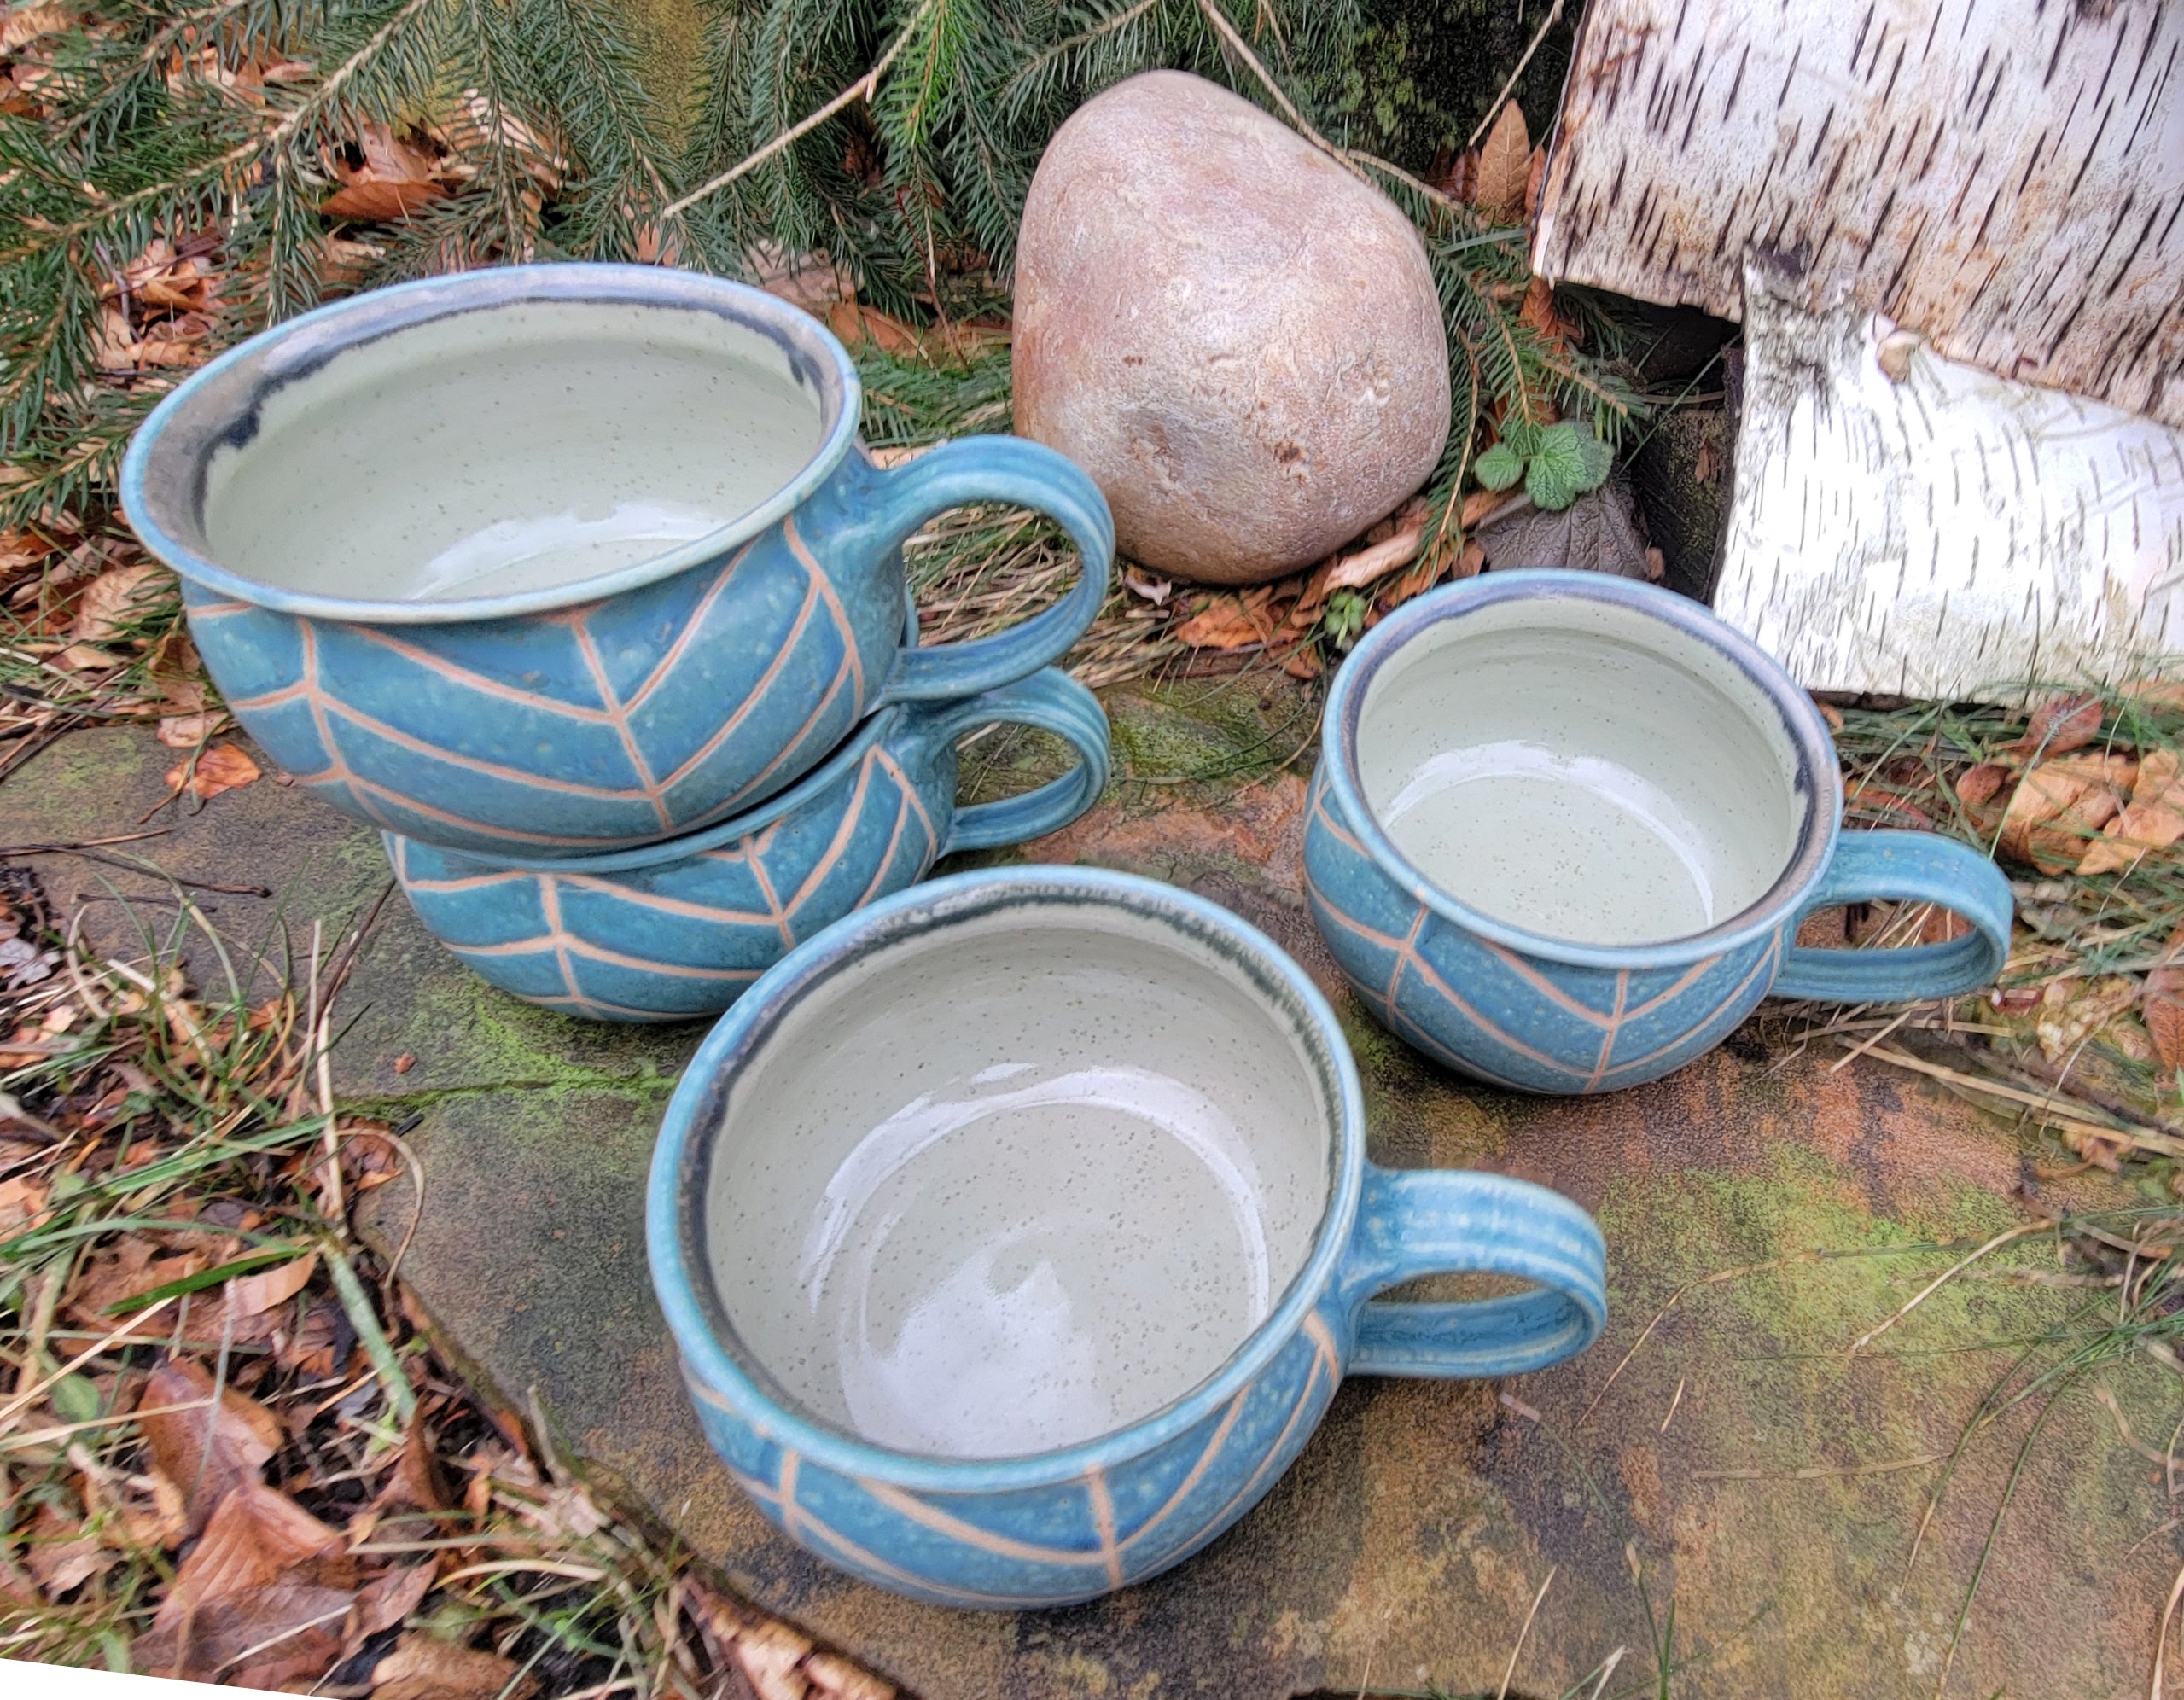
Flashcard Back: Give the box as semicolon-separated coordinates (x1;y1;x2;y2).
1712;263;2184;701
1531;0;2184;428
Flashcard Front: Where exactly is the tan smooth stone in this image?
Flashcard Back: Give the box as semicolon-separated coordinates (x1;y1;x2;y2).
1012;71;1450;585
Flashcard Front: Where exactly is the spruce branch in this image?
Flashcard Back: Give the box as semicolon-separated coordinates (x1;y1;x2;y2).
661;0;938;222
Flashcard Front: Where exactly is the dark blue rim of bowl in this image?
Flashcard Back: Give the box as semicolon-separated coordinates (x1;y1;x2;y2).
645;865;1367;1493
1320;568;1843;971
119;263;863;627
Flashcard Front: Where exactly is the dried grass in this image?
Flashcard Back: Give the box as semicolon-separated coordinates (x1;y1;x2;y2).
0;876;887;1697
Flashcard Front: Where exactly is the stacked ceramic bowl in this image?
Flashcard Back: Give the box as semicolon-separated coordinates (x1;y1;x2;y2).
119;264;1115;1021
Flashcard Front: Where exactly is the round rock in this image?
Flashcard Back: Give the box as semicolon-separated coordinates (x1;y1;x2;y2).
1012;71;1451;585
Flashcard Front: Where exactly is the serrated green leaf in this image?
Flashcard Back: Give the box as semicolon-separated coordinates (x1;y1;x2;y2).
1474;440;1525;492
1498;419;1543;459
1523;422;1613;510
1526;451;1581;511
1570;427;1614;494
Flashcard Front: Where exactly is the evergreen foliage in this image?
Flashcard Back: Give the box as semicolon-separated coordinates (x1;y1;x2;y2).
0;0;1632;559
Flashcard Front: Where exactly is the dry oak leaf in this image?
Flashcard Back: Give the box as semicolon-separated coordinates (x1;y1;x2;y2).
825;300;925;358
156;709;229;748
347;1561;438;1652
1955;762;2013;807
1475;102;1529;217
139;1356;284;1534
71;561;168;643
226;1250;316;1319
2033;974;2139;1063
1173;594;1271;649
26;1506;116;1599
166;740;262;801
135;1479;355;1684
2143;921;2184;1074
370;1630;539;1700
2078;746;2184;876
737;1616;816;1700
1999;754;2137;874
2006;693;2104;758
2123;678;2184;713
323;124;447;222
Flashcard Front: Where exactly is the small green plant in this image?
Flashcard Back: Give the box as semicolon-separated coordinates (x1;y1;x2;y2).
1472;418;1614;511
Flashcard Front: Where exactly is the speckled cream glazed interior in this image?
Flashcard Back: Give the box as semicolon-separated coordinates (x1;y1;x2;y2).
1356;597;1806;946
702;901;1334;1460
198;300;824;603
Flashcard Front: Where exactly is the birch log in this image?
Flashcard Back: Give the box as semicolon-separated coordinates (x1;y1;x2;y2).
1713;264;2184;701
1531;0;2184;428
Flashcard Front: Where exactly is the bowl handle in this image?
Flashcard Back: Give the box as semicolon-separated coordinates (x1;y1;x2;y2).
1335;1167;1607;1378
865;437;1115;702
902;669;1112;855
1772;829;2014;1003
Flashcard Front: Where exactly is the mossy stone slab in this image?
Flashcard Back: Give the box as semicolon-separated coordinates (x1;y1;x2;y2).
5;713;2169;1697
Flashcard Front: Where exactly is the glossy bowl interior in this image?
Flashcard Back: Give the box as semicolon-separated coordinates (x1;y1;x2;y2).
1354;590;1808;946
696;893;1337;1459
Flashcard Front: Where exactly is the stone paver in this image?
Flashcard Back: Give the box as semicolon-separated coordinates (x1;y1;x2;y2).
3;700;2167;1700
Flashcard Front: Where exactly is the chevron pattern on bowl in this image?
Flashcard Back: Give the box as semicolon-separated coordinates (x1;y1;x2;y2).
682;1306;1342;1608
1304;766;1785;1093
187;519;884;856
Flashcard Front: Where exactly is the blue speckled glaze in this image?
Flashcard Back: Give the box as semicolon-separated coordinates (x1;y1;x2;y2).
648;869;1607;1607
387;670;1109;1022
120;265;1112;856
1307;573;2017;1094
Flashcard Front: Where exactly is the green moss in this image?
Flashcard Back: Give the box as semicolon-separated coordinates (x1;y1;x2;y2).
1105;677;1319;789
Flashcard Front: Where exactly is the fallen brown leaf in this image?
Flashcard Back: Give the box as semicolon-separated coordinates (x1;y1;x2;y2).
348;1561;439;1651
323;124;447;222
156;709;228;748
1322;525;1424;593
737;1617;815;1700
1173;595;1270;649
139;1357;284;1534
69;1240;206;1327
2123;679;2184;712
2143;922;2184;1074
226;1251;317;1319
135;1480;355;1683
1523;144;1547;221
165;740;262;801
376;1420;448;1515
370;1629;538;1700
825;301;924;358
2078;746;2184;876
0;1173;50;1237
2059;1122;2129;1172
1998;754;2136;874
1955;762;2013;806
2033;974;2138;1063
1476;102;1529;217
70;562;167;644
26;1506;116;1599
2006;693;2104;758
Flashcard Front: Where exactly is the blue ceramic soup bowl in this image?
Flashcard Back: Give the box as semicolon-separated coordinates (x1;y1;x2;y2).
388;669;1109;1022
648;867;1606;1607
120;264;1111;855
1306;572;2015;1094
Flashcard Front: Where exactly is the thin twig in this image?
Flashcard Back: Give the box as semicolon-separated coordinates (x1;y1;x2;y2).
1195;0;1366;182
1847;1224;2044;1354
1495;1566;1554;1700
661;0;938;220
1467;0;1567;148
